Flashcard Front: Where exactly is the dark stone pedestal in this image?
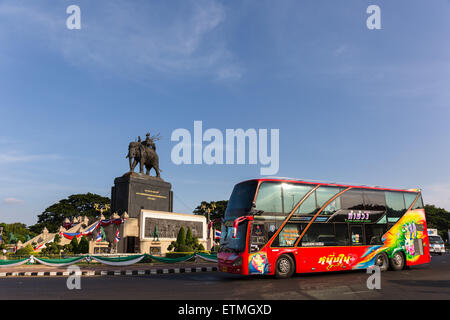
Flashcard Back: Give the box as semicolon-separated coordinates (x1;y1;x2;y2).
111;172;173;218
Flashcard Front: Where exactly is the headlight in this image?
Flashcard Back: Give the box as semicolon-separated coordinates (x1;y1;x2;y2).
232;257;243;267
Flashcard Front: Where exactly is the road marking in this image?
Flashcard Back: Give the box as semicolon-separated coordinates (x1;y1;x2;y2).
343;290;373;295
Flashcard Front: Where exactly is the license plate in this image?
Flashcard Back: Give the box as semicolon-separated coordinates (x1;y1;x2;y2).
222;266;227;272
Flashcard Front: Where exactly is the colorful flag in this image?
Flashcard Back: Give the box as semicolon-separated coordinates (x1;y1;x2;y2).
115;229;120;243
96;226;105;242
214;230;221;240
95;231;102;242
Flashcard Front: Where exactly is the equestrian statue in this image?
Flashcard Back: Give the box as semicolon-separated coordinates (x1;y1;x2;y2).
126;132;161;178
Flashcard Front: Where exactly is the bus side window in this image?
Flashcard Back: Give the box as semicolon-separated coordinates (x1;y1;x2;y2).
255;182;283;214
299;223;335;246
340;189;365;210
322;198;341;216
334;223;350;246
272;223;305;247
363;190;386;211
385;191;406;223
282;184;314;214
404;192;417;210
295;191;317;215
317;186;342;215
350;225;364;245
365;224;385;245
412;194;423;210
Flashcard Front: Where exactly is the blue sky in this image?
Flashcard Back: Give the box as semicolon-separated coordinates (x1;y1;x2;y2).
1;0;449;225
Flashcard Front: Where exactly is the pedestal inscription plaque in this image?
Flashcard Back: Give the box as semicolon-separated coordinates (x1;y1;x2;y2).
111;172;173;218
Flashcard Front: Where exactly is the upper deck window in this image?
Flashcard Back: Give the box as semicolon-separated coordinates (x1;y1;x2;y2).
385;191;406;219
255;182;283;214
340;189;365;210
282;183;314;214
404;192;418;209
413;195;423;209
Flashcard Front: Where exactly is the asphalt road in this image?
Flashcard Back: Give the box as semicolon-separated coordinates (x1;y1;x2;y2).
1;254;449;300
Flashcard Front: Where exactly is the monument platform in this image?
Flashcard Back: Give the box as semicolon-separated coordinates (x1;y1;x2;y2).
111;172;173;219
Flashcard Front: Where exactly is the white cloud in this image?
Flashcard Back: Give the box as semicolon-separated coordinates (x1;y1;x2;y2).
0;0;242;82
0;151;62;164
2;198;24;205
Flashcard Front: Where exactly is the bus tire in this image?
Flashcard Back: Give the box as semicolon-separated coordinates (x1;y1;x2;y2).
374;252;389;272
275;254;295;279
390;251;405;271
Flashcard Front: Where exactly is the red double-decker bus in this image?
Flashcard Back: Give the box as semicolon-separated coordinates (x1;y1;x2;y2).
218;178;430;278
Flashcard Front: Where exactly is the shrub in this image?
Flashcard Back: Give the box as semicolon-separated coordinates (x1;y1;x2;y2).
165;252;195;259
176;227;186;246
78;236;89;254
70;237;79;253
15;244;34;256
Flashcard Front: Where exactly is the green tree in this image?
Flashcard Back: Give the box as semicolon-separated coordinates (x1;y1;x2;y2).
168;227;196;252
176;226;186;246
185;228;193;247
78;236;89;254
70;237;79;254
0;223;36;244
193;200;227;229
425;204;450;242
40;241;61;255
29;193;110;233
15;244;34;256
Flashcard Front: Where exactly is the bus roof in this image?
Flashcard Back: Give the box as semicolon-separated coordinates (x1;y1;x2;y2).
239;177;420;193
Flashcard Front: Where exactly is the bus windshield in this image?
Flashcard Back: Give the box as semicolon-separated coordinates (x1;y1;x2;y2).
429;236;444;244
224;181;258;220
219;223;248;253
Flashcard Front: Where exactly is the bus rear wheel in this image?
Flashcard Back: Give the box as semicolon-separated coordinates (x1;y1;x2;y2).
390;251;405;271
374;252;389;272
275;254;295;279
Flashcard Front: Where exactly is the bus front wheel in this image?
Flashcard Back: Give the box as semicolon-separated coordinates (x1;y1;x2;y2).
390;251;405;271
275;254;295;279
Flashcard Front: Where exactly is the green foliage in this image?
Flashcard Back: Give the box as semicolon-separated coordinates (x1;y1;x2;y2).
54;234;61;244
168;227;206;252
193;200;227;229
165;252;195;259
185;228;193;246
40;241;61;255
29;193;110;233
78;236;89;254
15;244;34;256
176;227;186;246
69;237;79;254
425;205;450;242
0;222;36;244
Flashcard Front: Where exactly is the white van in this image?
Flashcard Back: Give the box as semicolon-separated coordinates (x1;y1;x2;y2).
428;235;445;255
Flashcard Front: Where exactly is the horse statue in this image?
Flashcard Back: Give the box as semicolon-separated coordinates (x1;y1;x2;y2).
126;133;161;178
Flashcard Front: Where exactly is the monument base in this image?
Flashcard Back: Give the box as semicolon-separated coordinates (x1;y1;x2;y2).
111;172;173;219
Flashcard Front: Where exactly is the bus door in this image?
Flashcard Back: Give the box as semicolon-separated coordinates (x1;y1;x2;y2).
349;224;371;265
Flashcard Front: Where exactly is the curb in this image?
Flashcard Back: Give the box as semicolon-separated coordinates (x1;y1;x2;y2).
0;266;218;278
